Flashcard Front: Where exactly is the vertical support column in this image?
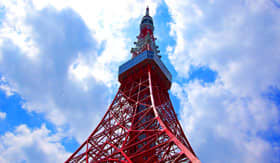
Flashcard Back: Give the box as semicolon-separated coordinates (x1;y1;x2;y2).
147;65;200;163
147;64;158;117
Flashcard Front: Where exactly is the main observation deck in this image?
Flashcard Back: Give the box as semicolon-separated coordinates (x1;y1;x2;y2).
118;51;172;89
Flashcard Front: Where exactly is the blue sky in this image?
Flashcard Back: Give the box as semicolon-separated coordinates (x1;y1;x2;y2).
0;0;279;162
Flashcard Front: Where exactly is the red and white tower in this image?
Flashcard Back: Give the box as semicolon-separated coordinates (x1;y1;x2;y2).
66;7;200;163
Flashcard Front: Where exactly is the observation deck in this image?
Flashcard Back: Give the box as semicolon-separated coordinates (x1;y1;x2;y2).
118;50;172;89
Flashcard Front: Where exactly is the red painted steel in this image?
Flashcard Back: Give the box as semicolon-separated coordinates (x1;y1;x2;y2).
65;7;200;163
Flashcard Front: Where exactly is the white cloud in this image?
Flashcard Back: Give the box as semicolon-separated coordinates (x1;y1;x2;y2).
0;0;39;59
172;81;279;162
0;1;165;161
0;77;15;96
0;112;6;120
0;85;14;97
0;0;161;89
166;0;280;95
0;124;70;163
0;2;110;143
27;0;161;86
0;0;163;145
166;0;280;162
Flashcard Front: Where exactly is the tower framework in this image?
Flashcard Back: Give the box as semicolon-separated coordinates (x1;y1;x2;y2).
66;7;200;163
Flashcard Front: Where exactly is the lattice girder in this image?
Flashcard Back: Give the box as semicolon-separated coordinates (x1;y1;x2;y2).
66;65;200;163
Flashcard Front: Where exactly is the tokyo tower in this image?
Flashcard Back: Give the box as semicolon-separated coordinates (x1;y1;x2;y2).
66;7;200;163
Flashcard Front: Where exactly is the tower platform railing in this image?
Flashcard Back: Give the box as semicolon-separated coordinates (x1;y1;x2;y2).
119;50;172;86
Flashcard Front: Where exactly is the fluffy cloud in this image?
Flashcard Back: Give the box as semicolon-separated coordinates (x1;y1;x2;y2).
172;81;279;162
0;3;110;142
166;0;280;95
26;0;161;86
0;77;16;96
0;124;70;163
0;0;163;142
0;112;6;120
167;0;280;162
0;0;162;152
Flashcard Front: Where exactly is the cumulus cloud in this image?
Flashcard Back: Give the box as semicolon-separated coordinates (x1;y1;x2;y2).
0;3;110;142
0;0;162;149
0;112;6;120
166;0;280;162
172;81;279;162
166;0;280;95
23;0;161;86
0;124;70;163
0;0;164;143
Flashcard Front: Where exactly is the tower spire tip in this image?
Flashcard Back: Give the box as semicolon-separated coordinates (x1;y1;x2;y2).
146;6;149;16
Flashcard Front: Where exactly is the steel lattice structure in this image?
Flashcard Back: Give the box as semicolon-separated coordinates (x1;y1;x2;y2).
66;7;200;163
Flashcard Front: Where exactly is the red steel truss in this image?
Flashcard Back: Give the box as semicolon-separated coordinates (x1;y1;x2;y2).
65;7;200;163
65;65;200;163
